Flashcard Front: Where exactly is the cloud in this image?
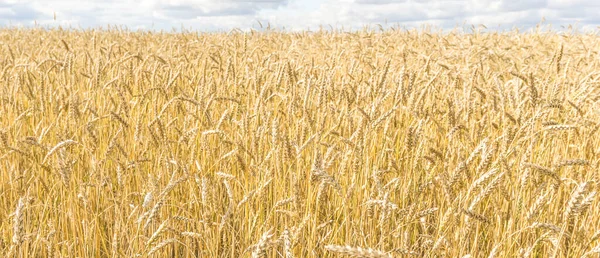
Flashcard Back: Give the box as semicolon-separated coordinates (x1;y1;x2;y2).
0;0;599;31
156;0;288;19
353;0;408;4
498;0;547;12
158;4;254;19
14;0;291;30
0;1;46;22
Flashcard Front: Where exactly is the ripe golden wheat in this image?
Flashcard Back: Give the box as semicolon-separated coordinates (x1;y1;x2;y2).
1;27;599;257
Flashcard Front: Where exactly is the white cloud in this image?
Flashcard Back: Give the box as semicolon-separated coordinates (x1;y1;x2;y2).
353;0;408;4
0;0;598;31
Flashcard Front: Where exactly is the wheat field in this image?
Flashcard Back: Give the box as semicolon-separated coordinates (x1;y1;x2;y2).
0;27;599;257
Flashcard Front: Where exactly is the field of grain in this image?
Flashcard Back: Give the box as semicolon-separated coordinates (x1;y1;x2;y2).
0;28;599;257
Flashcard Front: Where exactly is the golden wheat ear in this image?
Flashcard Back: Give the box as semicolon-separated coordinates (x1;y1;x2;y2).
42;140;77;164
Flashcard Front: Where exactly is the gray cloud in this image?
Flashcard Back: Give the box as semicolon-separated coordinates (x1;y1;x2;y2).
154;0;288;20
497;0;548;12
0;1;46;22
157;0;288;19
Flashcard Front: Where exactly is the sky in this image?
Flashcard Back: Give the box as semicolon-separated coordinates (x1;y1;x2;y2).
1;0;599;32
